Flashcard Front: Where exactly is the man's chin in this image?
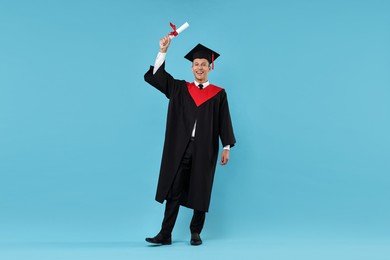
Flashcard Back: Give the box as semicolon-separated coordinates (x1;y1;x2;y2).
195;77;205;82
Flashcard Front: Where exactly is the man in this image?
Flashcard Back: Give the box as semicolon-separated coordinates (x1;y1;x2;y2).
144;35;236;246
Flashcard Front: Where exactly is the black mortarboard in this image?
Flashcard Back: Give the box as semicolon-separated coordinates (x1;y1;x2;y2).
184;43;220;70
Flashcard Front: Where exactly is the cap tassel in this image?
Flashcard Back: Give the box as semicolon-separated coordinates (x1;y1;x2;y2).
211;52;215;70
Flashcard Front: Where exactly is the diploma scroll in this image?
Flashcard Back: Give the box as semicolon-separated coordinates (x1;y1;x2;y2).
169;22;190;39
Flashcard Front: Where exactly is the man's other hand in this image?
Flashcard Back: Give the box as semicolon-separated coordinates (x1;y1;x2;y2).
220;150;230;165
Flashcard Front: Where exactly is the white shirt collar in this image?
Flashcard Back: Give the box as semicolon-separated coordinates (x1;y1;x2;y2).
194;80;210;89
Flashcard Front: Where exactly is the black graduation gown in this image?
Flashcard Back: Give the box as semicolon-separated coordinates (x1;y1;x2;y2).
144;62;236;212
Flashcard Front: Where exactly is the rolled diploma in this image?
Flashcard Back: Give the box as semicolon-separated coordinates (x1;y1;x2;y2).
169;22;190;39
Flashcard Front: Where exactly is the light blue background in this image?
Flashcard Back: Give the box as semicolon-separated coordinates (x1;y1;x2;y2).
1;0;389;259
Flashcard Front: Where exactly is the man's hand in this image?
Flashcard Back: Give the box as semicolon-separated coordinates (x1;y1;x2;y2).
160;35;171;53
220;149;230;165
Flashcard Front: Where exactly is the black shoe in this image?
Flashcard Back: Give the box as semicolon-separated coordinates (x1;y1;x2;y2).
145;233;172;245
190;233;202;246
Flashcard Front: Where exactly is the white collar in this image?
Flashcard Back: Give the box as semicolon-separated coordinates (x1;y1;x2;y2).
194;80;210;89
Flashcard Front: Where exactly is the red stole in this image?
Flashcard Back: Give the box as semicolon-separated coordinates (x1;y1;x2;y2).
186;82;223;107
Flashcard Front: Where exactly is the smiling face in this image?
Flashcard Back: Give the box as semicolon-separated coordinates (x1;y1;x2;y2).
192;58;211;84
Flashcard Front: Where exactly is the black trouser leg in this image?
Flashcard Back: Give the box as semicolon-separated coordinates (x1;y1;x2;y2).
160;140;193;237
160;199;180;237
190;210;206;234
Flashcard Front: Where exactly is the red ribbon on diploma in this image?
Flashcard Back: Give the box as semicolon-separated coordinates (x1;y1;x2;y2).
169;22;178;37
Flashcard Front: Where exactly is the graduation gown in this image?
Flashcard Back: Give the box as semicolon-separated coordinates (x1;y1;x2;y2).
144;62;236;212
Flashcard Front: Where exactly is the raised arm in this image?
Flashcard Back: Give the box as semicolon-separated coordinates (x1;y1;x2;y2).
144;35;184;99
153;35;171;74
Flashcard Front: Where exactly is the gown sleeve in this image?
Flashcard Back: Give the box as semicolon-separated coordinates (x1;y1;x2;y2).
144;62;184;99
219;90;236;148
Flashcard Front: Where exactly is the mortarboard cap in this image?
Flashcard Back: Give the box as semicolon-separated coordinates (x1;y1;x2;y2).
184;43;220;70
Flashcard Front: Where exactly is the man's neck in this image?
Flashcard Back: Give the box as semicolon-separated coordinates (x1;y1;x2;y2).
195;79;209;84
